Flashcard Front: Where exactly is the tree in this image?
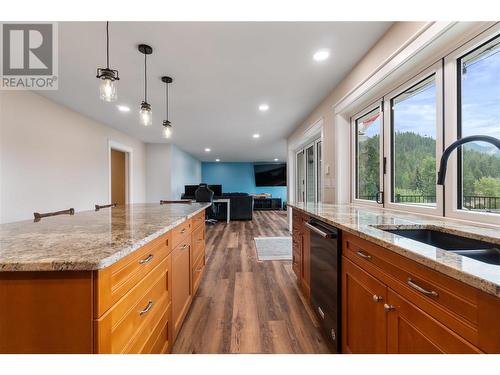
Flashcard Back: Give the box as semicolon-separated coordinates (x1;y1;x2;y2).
473;176;500;197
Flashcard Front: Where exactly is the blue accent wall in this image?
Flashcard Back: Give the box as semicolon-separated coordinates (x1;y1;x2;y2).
201;162;287;203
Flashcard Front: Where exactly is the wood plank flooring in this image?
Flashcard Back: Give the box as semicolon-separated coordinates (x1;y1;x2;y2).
172;210;331;354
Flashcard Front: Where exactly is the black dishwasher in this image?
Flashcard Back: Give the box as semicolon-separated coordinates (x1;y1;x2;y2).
305;219;341;353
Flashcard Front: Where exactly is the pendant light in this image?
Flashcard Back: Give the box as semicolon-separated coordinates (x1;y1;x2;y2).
96;22;119;102
138;44;153;126
161;76;173;139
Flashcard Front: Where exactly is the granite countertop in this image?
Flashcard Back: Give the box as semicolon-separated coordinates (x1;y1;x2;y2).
0;203;210;272
288;202;500;298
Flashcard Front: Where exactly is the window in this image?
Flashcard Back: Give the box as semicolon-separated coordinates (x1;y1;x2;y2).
348;27;498;224
355;107;382;202
457;35;500;214
391;75;437;206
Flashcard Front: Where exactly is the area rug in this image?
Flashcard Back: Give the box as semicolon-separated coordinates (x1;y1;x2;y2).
254;236;292;261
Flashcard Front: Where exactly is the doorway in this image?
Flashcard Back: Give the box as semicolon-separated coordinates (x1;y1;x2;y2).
111;149;126;206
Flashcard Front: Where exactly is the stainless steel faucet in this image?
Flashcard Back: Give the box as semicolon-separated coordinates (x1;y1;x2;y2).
437;135;500;185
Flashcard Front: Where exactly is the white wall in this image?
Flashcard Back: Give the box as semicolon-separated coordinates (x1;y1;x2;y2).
170;145;202;200
145;143;201;202
0;91;147;223
146;144;173;203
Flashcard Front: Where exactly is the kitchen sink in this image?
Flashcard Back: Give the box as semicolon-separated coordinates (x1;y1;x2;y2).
379;227;500;266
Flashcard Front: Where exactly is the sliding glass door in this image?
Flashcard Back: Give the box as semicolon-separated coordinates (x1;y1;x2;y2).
296;139;322;203
306;144;316;203
296;150;305;202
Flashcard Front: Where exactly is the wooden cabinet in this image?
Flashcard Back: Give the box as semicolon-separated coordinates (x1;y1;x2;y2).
342;232;498;354
342;258;387;353
0;212;206;354
172;236;192;340
291;209;310;299
386;289;481;354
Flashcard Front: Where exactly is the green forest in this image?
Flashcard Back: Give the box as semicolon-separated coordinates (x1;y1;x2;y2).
358;132;500;203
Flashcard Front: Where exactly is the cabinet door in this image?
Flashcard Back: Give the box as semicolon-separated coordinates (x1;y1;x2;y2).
172;240;192;339
342;257;387;353
386;289;482;354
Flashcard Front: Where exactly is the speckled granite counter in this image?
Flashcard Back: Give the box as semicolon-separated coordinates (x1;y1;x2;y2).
288;202;500;298
0;203;209;272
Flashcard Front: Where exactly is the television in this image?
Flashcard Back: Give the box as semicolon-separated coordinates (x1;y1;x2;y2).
254;163;286;187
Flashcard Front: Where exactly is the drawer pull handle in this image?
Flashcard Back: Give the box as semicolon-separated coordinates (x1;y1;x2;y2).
407;278;439;297
372;295;383;302
384;303;395;312
356;250;372;260
138;254;154;265
139;300;154;315
180;228;186;234
195;266;203;272
181;244;188;250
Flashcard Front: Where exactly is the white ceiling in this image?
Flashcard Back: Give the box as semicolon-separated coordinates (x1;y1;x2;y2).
39;22;392;162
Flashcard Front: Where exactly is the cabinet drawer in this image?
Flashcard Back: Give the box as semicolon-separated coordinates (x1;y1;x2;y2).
134;303;171;354
192;224;205;265
192;250;205;295
172;219;192;249
95;255;170;354
192;210;205;230
94;231;171;317
343;233;480;345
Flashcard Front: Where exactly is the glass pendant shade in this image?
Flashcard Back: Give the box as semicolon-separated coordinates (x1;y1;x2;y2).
96;22;119;102
99;77;117;102
140;102;152;127
162;120;172;138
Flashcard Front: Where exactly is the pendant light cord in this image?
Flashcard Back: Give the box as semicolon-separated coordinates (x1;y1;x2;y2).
166;81;169;121
106;21;110;69
144;53;148;102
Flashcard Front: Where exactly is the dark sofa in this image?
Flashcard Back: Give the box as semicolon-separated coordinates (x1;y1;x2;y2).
215;193;253;221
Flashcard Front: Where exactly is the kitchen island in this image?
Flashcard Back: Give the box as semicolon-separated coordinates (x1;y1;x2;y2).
0;203;209;354
288;202;500;353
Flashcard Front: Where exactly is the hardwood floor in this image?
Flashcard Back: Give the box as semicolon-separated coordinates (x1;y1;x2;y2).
172;210;331;354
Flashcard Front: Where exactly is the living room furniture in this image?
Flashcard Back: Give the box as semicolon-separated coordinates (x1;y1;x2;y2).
253;197;282;210
194;184;217;224
212;193;253;221
213;198;230;223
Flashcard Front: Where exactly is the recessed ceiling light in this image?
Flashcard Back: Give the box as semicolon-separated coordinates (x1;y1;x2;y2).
204;148;211;152
259;104;269;112
215;158;220;162
117;105;130;112
252;133;260;139
313;49;330;62
274;158;279;161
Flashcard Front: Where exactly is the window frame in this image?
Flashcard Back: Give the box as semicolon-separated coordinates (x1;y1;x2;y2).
443;24;500;225
351;100;384;208
316;139;322;202
295;149;305;203
382;61;444;216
